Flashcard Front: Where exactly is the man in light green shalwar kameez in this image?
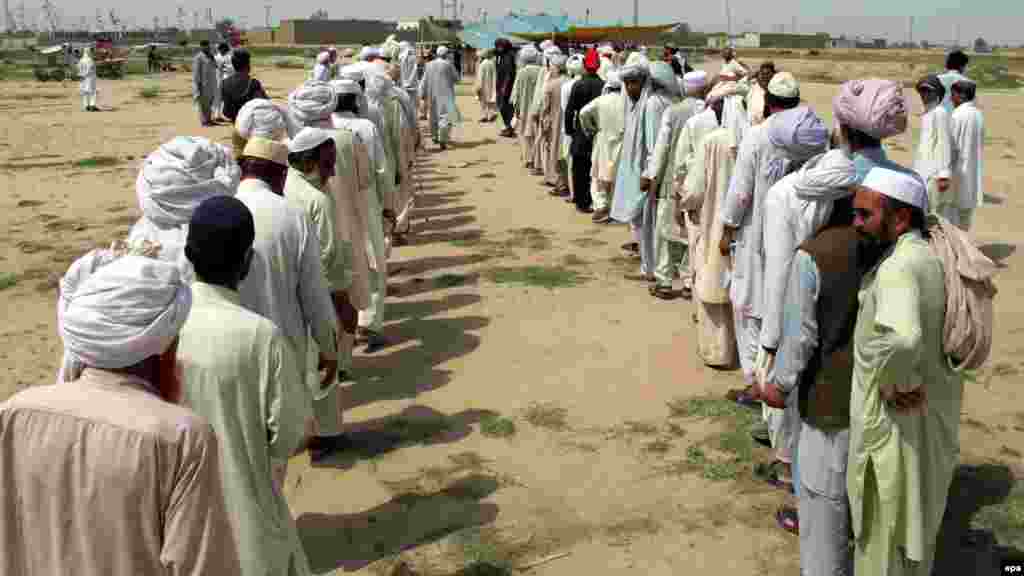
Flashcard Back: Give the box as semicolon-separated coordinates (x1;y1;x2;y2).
849;167;962;576
178;196;315;576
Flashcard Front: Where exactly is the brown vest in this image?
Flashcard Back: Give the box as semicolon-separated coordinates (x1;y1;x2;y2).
797;225;863;431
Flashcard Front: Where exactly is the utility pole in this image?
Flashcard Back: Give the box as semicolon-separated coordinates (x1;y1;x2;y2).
724;0;731;38
632;0;638;27
908;15;913;46
264;4;271;28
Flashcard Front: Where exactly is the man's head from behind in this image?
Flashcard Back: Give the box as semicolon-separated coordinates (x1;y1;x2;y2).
951;80;977;108
946;49;968;73
765;71;800;116
757;61;776;89
288;128;337;183
185;196;256;290
854;167;928;249
239;137;289;195
231;49;251;73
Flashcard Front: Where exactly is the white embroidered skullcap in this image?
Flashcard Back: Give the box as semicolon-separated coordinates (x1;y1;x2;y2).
861;166;929;212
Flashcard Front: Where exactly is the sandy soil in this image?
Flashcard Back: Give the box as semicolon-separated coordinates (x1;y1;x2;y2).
1;58;1022;575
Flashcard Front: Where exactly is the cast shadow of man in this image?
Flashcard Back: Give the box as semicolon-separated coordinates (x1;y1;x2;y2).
297;474;501;573
932;463;1024;575
315;404;500;471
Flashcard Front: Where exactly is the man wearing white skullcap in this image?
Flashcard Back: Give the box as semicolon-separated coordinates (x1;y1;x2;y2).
177;195;314;576
420;43;461;149
128;136;241;282
2;253;241;576
849;166;957;576
578;69;625;223
282;128;360;464
331;78;392;351
235;137;341;466
718;67;807;420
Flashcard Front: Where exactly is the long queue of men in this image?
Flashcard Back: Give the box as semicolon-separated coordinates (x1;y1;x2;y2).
0;38;463;576
0;37;996;576
478;41;994;576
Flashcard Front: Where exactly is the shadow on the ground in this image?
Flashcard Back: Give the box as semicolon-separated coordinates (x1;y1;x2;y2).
414;205;477;219
346;312;488;410
390;273;482;300
391;254;492;277
297;475;500;573
412;192;469;209
450;137;497;151
316;405;499;469
416;214;478;232
978;243;1016;265
405;228;485;247
932;463;1023;575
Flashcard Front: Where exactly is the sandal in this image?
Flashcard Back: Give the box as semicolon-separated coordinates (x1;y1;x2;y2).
754;461;794;494
621;242;640;253
776;506;799;535
650;285;676;300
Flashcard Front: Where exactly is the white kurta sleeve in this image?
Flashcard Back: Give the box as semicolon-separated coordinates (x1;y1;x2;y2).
720;130;758;227
296;215;338;363
759;192;797;351
265;328;312;460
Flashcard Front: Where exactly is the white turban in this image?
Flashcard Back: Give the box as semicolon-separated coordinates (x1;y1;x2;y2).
519;45;539;65
768;71;800;98
135;136;239;229
331;78;362;95
618;53;649;81
288;81;338;126
235;99;287;141
649;61;679;96
436;45;449;58
549;53;568;70
683;70;707;92
862;166;929;212
288;127;334;154
603;70;622;91
58;253;191;381
792;149;860;201
339;64;366;83
381;39;401;61
598;44;615;56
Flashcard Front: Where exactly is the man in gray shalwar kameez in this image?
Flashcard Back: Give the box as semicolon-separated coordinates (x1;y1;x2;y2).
193;40;220;127
419;45;461;150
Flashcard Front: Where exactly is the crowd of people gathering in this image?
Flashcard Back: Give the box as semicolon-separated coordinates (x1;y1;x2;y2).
0;34;998;576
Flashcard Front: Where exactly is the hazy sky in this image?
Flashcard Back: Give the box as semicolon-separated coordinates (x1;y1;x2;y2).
41;0;1024;46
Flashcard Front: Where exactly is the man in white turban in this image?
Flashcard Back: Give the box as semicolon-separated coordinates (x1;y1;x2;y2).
511;46;543;167
77;46;98;111
578;69;624;223
288;81;338;129
679;97;736;368
527;45;562;173
3;253;241;576
420;44;461;150
128;136;240;283
178;196;314;576
612;56;675;286
536;53;569;192
233;98;289;158
850;166;957;576
475;49;498;122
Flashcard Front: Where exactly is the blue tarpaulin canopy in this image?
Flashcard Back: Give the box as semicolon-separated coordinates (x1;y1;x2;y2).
458;12;579;49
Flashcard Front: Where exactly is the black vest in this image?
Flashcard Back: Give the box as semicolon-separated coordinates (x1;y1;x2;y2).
797;224;864;431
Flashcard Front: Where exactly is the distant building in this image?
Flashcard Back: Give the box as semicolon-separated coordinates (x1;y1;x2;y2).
707;31;829;50
830;36;856;49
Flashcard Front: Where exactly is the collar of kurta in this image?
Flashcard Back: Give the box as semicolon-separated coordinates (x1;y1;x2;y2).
190;281;244;307
79;367;161;397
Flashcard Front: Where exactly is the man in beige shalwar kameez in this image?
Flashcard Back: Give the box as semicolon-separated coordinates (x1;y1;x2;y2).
1;252;241;576
680;100;738;367
537;53;568;191
511;46;543;169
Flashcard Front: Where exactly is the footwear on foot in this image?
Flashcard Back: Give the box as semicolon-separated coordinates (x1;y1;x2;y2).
776;506;799;535
591;208;611;223
650;284;676;300
621;241;640;253
576;205;594;214
309;434;354;463
361;329;390;353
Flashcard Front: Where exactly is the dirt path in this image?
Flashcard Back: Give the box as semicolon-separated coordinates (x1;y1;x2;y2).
1;63;1022;575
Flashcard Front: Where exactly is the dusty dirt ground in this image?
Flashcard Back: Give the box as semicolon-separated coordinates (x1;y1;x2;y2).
1;57;1023;575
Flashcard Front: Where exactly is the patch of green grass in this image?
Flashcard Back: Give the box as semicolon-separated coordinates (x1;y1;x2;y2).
479;415;517;438
435;273;471;288
523;402;569;431
138;84;161;99
271;57;307;69
667;395;749;420
73;155;120;169
0;272;18;291
389;414;454;443
665;395;762;482
969;61;1024;90
451;528;516;575
483;265;588;289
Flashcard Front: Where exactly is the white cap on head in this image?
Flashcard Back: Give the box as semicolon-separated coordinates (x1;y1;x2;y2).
288;127;333;154
768;71;799;98
331;78;362;95
683;70;708;92
861;166;929;212
437;45;449;57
